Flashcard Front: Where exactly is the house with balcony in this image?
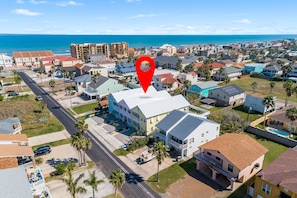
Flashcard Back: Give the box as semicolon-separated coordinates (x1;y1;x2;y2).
83;76;123;100
108;86;190;134
0;53;13;68
40;55;82;73
154;56;180;70
0;117;22;134
116;63;136;76
262;65;283;78
208;84;245;107
243;63;265;75
13;50;53;68
155;110;220;157
195;133;268;191
79;63;108;77
74;74;92;93
153;73;179;91
212;66;242;81
288;63;297;78
177;72;198;84
244;93;277;114
248;148;297;198
188;81;218;97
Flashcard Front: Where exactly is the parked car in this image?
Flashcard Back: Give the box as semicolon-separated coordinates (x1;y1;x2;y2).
8;91;19;97
35;95;43;101
34;146;51;156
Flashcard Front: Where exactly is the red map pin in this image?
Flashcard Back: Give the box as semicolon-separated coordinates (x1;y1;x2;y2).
135;56;156;93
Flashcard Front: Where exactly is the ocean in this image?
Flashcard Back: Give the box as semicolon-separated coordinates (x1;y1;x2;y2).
0;34;296;56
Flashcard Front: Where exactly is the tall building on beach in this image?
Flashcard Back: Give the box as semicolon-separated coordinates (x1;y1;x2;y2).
70;43;109;61
110;42;129;59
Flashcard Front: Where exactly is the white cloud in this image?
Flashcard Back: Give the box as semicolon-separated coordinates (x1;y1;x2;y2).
30;0;47;4
176;24;196;30
126;0;140;2
12;9;43;16
235;18;251;24
127;13;163;19
56;1;83;6
16;0;24;4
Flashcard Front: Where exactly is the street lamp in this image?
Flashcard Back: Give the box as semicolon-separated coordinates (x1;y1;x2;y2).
247;106;252;122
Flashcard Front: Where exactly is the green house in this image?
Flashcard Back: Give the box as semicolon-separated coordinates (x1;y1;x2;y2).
188;81;218;97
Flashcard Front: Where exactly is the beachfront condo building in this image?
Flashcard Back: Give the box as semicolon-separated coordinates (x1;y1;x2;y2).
70;43;109;61
12;50;53;68
108;86;190;135
110;42;129;59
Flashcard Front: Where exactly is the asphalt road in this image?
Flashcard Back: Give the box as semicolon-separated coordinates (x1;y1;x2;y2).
19;71;160;198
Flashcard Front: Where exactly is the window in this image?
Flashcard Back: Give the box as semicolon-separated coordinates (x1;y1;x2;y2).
216;127;219;131
201;133;204;137
215;156;221;161
206;131;208;133
190;138;194;143
228;164;233;172
207;152;211;156
261;183;271;195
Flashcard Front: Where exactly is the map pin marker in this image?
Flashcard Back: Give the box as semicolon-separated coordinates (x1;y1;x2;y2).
135;56;155;93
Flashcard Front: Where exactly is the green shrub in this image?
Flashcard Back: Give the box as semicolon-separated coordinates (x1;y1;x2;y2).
35;157;43;164
0;94;4;101
54;164;66;175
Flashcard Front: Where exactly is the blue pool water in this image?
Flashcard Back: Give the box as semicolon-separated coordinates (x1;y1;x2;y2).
266;127;289;137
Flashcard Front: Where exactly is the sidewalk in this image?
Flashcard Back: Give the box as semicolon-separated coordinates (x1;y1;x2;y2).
28;129;70;146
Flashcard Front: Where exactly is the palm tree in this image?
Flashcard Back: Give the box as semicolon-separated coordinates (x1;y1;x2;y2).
81;137;92;166
283;80;294;107
183;80;191;98
75;120;88;134
69;71;75;80
286;107;297;136
37;67;44;84
50;65;55;79
109;169;125;198
71;133;84;166
92;75;99;84
218;68;224;82
84;170;104;198
281;64;293;81
14;74;22;93
176;59;182;72
12;69;17;76
61;165;86;198
153;141;169;182
62;69;68;90
269;81;276;93
49;79;56;93
262;96;275;127
66;85;74;107
224;75;230;85
251;81;258;93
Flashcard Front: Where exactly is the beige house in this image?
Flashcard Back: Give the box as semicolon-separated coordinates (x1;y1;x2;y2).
195;133;268;191
12;50;53;67
40;55;82;73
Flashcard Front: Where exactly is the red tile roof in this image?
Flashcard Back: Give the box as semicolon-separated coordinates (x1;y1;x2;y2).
96;60;115;65
158;73;177;84
192;62;204;69
205;62;224;69
12;50;53;58
188;71;197;76
40;56;79;62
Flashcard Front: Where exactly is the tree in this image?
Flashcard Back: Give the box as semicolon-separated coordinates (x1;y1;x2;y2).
81;137;92;166
251;81;258;93
262;96;275;127
49;79;56;93
92;75;99;84
218;68;224;82
62;69;68;90
84;170;104;198
75;120;88;134
109;169;125;198
50;65;55;79
12;69;17;75
66;85;74;107
183;80;191;98
162;63;168;69
224;75;230;85
286;107;297;136
153;141;169;182
281;64;293;81
61;165;86;198
71;133;84;166
14;74;22;93
269;81;276;94
176;59;182;72
283;80;294;107
69;71;75;80
37;67;44;84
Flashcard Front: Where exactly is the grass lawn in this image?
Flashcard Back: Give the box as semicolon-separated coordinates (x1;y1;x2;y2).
192;101;224;112
66;108;75;115
228;77;297;103
32;138;71;150
147;158;196;193
113;148;130;156
1;77;14;83
21;85;31;92
72;102;98;114
232;105;262;122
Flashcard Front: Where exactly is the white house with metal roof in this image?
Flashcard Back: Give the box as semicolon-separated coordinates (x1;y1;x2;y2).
108;86;190;134
155;110;220;157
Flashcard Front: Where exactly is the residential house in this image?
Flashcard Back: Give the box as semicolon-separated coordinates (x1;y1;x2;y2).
192;62;204;71
204;62;225;76
159;44;177;56
96;59;116;73
154;56;180;70
243;63;265;74
79;63;108;77
40;55;82;73
188;81;218;97
108;86;190;134
180;57;196;70
195;133;268;191
87;53;107;63
116;63;135;76
155;110;220;157
153;73;179;91
262;65;283;78
73;74;92;92
208;84;245;106
267;105;297;133
244;93;276;114
248;148;297;198
0;134;35;170
219;59;234;67
83;75;123;100
0;54;13;68
288;63;297;78
212;66;242;81
177;72;198;84
0;117;22;134
13;50;53;67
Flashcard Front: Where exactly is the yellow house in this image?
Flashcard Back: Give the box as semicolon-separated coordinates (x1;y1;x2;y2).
248;148;297;198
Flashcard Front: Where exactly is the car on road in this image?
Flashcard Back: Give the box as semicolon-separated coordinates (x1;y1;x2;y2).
35;95;43;101
8;91;19;97
34;145;51;156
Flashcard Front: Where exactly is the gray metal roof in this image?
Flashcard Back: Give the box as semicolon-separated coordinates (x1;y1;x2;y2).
0;117;20;134
224;66;242;74
156;110;186;132
154;56;179;65
74;74;92;83
214;84;244;97
0;167;33;198
88;75;110;89
192;81;217;89
264;65;282;71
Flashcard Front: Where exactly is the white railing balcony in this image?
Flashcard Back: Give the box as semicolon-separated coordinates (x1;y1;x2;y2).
168;139;187;150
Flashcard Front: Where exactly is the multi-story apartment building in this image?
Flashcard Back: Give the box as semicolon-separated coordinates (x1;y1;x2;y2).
110;42;129;59
70;43;109;61
12;50;53;67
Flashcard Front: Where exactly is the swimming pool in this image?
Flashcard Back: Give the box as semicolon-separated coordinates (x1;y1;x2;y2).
266;127;289;137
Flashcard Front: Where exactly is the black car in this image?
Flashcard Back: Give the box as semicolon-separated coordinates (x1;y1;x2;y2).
8;91;19;97
34;146;51;156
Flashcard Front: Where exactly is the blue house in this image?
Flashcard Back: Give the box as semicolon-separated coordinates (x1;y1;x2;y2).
188;81;217;97
243;63;265;74
262;65;283;78
116;63;135;75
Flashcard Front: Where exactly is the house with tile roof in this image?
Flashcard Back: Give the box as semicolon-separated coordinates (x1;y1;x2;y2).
248;148;297;198
208;84;245;106
153;73;179;91
40;55;82;73
195;133;268;191
83;75;123;100
108;86;190;134
13;50;53;67
219;59;234;67
155;110;219;157
0;117;22;134
188;81;218;97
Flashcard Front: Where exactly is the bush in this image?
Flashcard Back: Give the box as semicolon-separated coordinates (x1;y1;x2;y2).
250;72;266;79
35;157;43;164
127;137;149;152
0;94;4;101
54;164;66;175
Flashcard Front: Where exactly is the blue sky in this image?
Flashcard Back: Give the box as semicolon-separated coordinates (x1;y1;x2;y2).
1;0;297;35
